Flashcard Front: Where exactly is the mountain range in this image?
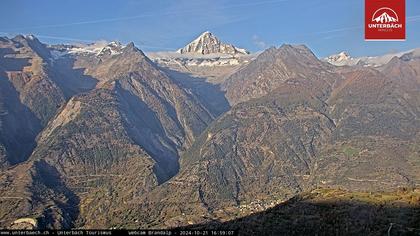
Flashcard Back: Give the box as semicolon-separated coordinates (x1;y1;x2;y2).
323;49;418;67
0;32;419;234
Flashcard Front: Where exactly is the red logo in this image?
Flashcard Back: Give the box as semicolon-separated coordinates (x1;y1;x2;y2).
365;0;405;41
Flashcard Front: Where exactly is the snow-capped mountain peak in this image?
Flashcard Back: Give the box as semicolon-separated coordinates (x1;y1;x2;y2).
177;31;249;55
23;34;37;41
50;41;126;59
323;49;416;67
97;41;124;56
325;51;352;63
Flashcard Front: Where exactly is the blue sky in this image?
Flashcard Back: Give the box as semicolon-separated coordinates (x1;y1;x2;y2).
0;0;419;57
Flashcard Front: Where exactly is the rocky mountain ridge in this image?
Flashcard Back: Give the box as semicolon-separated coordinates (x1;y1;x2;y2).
0;33;419;231
0;34;214;228
97;44;420;229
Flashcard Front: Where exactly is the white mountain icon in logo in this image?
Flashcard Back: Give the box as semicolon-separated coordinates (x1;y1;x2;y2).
372;7;399;23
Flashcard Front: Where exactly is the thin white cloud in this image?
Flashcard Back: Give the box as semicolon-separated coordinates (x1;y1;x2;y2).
36;34;95;43
137;43;176;51
312;26;361;35
408;15;420;22
252;35;268;49
1;0;289;31
313;14;420;35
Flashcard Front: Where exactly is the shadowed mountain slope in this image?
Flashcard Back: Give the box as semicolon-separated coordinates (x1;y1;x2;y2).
0;36;419;230
116;45;420;229
184;188;420;236
0;38;214;229
0;35;65;167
